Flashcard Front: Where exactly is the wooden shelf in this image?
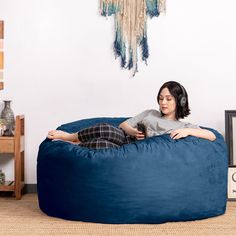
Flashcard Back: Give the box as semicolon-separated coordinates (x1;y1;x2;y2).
0;136;24;153
0;115;25;199
0;181;14;191
0;181;24;192
0;136;14;153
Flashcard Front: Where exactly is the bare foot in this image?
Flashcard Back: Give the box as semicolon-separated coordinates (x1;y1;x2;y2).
47;130;80;143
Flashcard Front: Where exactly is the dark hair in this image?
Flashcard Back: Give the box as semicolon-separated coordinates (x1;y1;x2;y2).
157;81;191;120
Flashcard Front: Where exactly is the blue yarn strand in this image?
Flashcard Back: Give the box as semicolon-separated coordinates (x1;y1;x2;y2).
114;32;122;57
114;30;126;68
146;0;160;18
101;2;107;16
140;36;149;62
127;49;134;70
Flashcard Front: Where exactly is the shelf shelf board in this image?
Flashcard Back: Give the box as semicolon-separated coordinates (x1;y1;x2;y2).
0;181;24;192
0;181;14;191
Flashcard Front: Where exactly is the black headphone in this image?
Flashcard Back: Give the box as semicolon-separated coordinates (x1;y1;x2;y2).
176;82;187;107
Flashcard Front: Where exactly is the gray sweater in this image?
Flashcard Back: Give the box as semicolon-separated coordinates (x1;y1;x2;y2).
125;109;199;137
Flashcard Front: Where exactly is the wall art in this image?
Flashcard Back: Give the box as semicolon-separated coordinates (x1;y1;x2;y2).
228;166;236;201
0;20;4;90
100;0;166;76
225;110;236;166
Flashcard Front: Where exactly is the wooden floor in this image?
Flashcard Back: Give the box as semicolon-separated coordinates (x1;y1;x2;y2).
0;194;236;236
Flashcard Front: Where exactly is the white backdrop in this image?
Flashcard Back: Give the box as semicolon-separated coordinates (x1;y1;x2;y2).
0;0;236;183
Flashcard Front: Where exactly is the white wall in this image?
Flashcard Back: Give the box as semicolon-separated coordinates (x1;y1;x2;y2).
0;0;236;184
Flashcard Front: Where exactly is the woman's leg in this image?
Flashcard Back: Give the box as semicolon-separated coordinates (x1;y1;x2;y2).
47;130;80;143
79;138;119;149
78;123;128;146
47;123;134;146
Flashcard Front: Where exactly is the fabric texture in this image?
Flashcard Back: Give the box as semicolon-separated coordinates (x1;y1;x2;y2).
37;117;228;224
126;109;199;137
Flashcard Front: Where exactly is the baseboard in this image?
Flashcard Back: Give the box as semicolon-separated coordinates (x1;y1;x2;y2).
24;184;37;193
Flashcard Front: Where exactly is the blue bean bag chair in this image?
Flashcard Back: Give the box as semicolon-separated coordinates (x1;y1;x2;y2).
37;117;228;224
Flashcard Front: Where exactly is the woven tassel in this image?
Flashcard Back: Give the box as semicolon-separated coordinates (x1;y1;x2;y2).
140;35;149;63
146;0;159;18
114;30;126;67
127;49;133;70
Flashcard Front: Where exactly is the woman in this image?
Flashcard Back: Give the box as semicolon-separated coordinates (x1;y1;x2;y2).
47;81;216;148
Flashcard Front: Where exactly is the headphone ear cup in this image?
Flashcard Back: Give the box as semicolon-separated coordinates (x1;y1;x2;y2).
179;95;187;107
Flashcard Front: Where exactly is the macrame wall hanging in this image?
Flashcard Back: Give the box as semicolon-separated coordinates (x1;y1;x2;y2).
100;0;166;76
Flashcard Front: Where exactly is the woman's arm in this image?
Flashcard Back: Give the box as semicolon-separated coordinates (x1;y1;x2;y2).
170;128;216;141
119;121;145;140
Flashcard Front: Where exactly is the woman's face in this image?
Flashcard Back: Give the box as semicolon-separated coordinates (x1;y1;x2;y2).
159;87;177;119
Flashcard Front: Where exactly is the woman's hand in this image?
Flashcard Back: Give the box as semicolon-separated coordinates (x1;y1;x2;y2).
133;129;145;140
119;121;145;140
170;128;216;141
123;126;145;140
170;129;190;140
